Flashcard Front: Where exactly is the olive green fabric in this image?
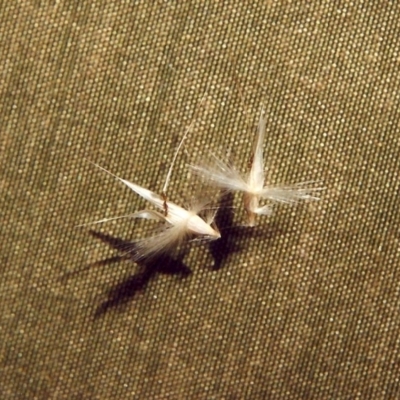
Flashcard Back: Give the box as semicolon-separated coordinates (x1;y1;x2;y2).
1;1;399;399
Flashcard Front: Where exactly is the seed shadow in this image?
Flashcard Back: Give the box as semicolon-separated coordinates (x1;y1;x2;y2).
68;230;191;317
208;192;240;270
209;193;286;270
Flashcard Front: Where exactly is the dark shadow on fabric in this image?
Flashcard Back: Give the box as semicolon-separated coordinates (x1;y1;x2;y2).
208;192;240;270
88;230;191;317
209;193;286;270
63;230;191;317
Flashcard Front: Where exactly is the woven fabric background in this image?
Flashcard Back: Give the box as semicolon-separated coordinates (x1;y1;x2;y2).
1;1;400;399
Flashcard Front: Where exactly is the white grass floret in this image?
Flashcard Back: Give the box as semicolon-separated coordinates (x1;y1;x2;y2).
82;91;220;260
82;163;220;260
190;108;324;226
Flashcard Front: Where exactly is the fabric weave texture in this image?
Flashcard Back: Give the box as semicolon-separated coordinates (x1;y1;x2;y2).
1;1;399;399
